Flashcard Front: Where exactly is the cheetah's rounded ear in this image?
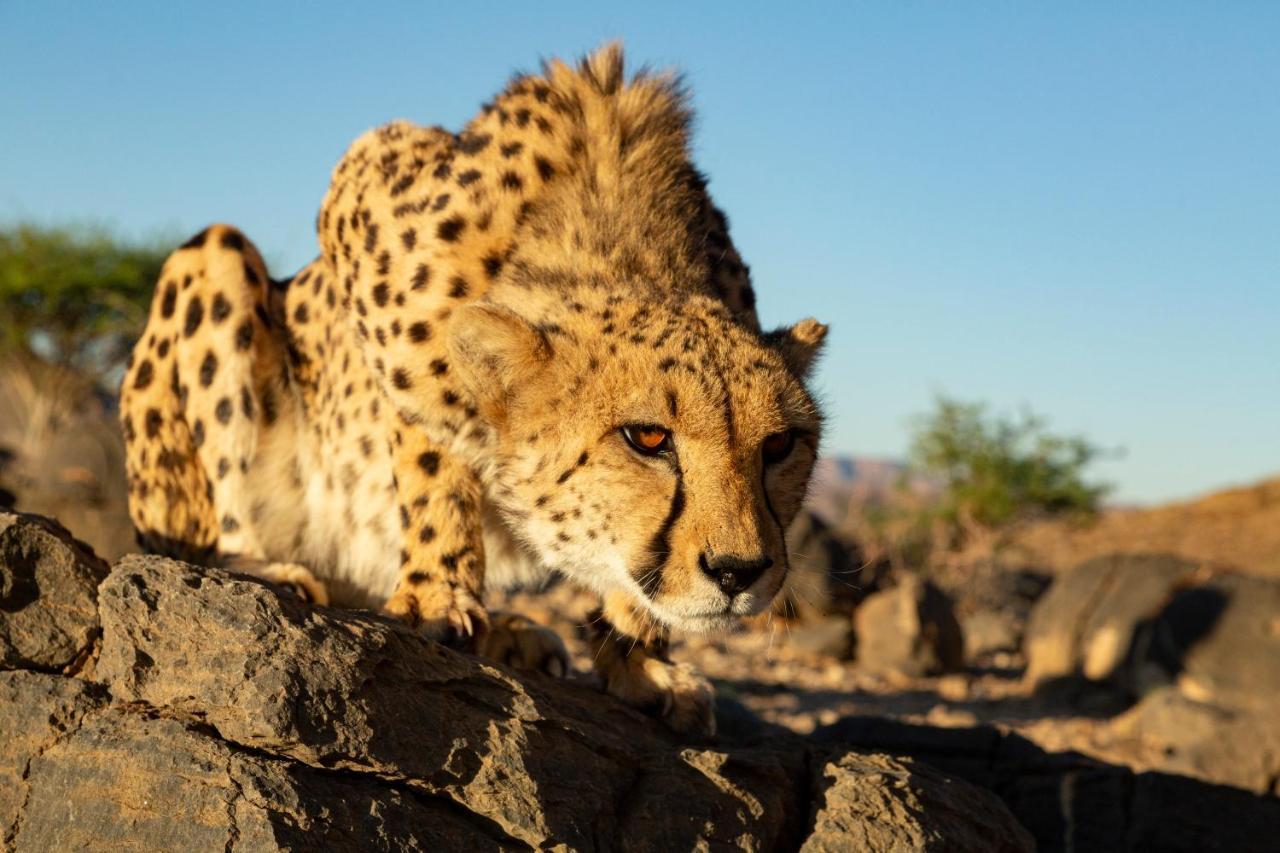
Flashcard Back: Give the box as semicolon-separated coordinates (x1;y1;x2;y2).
767;318;828;380
448;305;552;416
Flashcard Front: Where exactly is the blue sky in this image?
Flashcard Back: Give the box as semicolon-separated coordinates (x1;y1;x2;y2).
2;2;1277;503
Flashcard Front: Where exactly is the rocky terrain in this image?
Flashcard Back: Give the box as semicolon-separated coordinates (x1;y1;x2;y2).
4;510;1280;851
4;367;1280;849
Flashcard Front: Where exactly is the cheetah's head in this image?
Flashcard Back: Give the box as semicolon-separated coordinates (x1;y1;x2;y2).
450;290;826;633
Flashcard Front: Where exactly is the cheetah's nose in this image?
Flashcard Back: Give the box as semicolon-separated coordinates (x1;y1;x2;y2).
700;554;773;596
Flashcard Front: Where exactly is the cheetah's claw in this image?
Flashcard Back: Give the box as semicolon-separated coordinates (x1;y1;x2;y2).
384;581;489;649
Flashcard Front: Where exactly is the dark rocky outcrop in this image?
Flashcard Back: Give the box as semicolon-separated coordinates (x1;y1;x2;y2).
1024;552;1280;793
814;716;1280;853
854;574;965;678
1;512;1030;851
0;512;108;672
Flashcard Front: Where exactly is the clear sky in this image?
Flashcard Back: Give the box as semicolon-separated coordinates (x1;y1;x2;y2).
2;2;1277;504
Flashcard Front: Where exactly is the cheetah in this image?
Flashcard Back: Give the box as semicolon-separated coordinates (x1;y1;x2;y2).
119;44;827;735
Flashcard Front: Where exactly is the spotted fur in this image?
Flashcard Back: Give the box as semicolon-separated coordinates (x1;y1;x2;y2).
119;44;827;734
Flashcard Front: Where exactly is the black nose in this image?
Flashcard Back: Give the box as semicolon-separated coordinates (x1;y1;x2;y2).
700;554;774;596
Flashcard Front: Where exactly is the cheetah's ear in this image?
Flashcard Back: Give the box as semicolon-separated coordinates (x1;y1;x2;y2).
767;318;828;380
448;305;552;417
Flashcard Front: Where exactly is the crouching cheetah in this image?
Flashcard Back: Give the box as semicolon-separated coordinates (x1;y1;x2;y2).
119;44;827;735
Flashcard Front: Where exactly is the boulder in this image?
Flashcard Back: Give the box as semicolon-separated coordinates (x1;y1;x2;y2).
1023;553;1280;792
802;750;1033;852
815;716;1280;853
0;512;108;672
1024;553;1201;689
0;533;1034;851
854;574;964;678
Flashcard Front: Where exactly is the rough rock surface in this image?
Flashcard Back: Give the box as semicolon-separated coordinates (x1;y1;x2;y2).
801;751;1033;852
815;716;1280;853
1024;552;1199;688
1024;552;1280;793
0;513;1032;851
0;511;108;672
854;573;964;678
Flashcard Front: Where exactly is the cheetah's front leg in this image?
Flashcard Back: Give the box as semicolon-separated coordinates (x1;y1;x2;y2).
587;590;716;737
383;418;489;645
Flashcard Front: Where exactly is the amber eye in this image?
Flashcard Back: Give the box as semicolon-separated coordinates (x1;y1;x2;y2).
622;424;673;456
762;430;796;464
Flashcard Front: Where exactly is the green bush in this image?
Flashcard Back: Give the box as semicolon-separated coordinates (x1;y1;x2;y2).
907;395;1111;547
0;223;169;374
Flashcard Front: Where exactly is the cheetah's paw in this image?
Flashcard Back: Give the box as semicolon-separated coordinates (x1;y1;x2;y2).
262;562;330;606
384;579;489;649
643;659;716;737
478;611;570;677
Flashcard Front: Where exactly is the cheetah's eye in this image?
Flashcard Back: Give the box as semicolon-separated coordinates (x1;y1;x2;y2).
622;424;673;456
762;430;796;465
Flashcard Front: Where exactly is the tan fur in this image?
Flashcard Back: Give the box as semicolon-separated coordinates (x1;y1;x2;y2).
119;44;827;733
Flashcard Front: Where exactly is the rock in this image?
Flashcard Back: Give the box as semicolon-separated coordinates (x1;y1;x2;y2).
0;670;108;843
802;750;1034;852
962;608;1022;660
1024;553;1199;689
785;614;856;659
1024;553;1280;785
0;514;1045;851
1109;686;1280;795
14;706;505;851
94;555;808;850
854;574;964;678
814;715;1280;853
0;512;109;672
782;510;889;618
1170;572;1280;708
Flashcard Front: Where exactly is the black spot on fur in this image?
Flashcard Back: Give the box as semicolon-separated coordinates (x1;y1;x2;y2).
211;293;231;324
449;276;469;298
408;321;431;343
456;132;491;155
133;360;154;390
181;228;209;249
160;282;178;318
235;319;254;351
392;369;412;390
184;297;204;337
417;451;440;475
199;351;218;387
220;231;244;251
215;397;233;424
144;408;162;439
373;282;391;307
437;216;466;242
411;263;431;291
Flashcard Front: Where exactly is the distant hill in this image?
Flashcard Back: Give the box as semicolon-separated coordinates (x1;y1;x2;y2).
1009;475;1280;578
805;456;938;526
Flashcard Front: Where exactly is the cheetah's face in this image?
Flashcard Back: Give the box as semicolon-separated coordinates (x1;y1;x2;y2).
451;293;826;633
